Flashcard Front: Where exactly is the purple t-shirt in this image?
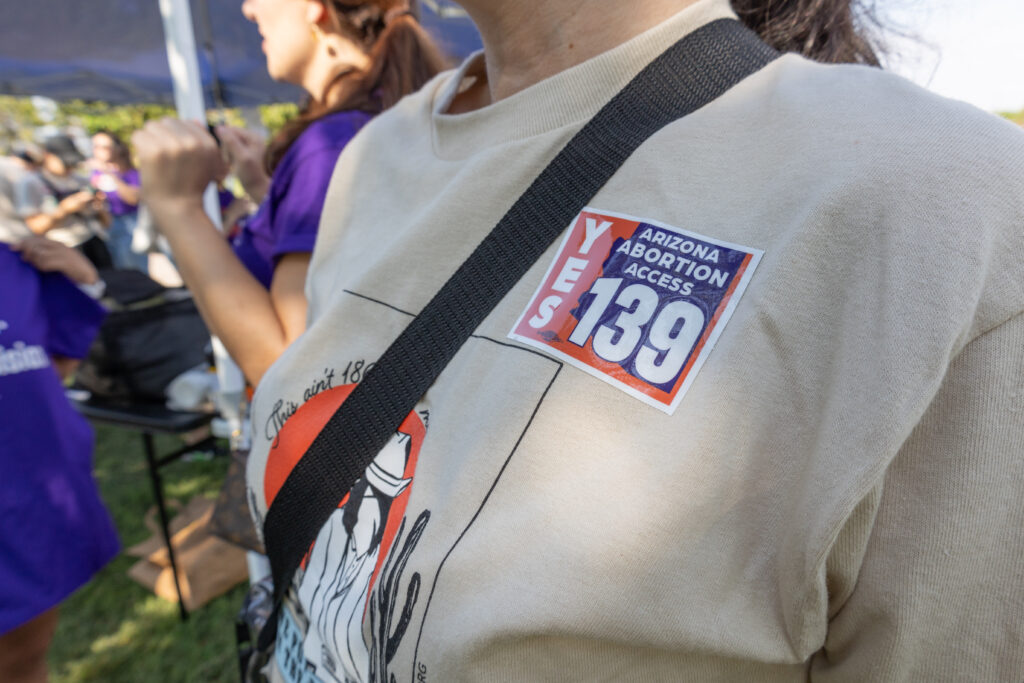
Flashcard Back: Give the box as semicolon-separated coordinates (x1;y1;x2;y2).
91;168;140;216
219;187;237;211
0;246;119;633
232;110;373;289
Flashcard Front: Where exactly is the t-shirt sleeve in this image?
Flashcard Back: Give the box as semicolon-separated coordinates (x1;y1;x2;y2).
811;312;1024;681
14;174;48;218
268;147;345;261
39;273;107;358
218;187;236;210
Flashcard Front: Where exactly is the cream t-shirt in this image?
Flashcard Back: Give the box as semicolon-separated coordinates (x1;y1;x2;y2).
248;1;1024;681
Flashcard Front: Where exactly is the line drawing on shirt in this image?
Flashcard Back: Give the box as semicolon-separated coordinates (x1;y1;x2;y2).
368;509;430;683
341;290;570;364
293;420;424;683
268;289;564;682
341;290;566;681
409;365;562;681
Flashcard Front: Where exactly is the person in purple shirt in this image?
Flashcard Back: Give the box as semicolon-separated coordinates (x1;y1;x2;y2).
89;131;147;273
132;0;447;387
0;237;118;683
225;110;372;290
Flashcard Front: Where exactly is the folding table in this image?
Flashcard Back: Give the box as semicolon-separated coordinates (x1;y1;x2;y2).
72;396;218;621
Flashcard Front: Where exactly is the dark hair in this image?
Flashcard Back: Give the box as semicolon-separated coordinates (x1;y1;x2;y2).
730;0;883;66
265;1;447;174
94;129;135;171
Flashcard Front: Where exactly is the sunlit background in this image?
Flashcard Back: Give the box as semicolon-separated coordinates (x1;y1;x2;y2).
883;0;1023;114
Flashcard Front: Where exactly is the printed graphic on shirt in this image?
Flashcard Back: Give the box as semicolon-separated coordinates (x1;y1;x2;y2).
0;339;50;376
262;383;429;683
510;207;762;414
253;291;563;682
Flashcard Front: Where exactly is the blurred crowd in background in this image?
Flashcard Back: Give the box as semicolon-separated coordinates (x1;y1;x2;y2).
0;104;274;286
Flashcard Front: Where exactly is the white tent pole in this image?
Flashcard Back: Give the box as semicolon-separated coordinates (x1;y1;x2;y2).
157;0;221;226
158;0;247;447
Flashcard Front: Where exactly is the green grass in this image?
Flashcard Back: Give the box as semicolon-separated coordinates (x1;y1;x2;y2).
47;424;248;682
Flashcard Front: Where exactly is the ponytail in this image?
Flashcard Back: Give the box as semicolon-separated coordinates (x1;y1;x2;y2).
358;14;448;112
730;0;884;66
264;1;447;174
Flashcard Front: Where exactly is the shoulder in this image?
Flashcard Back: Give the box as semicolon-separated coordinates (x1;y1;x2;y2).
0;242;20;266
336;68;457;149
0;244;37;291
678;52;1024;239
758;55;1024;187
273;109;376;183
11;171;47;209
768;57;1024;318
642;54;1024;339
294;109;376;155
15;170;45;191
790;58;1024;337
315;68;455;191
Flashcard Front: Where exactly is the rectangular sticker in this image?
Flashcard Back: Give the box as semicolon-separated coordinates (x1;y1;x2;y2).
509;207;763;414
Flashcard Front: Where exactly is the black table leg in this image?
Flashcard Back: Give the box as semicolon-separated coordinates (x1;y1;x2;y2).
142;432;189;621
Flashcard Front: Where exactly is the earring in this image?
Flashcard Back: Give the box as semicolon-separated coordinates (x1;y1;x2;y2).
311;25;337;56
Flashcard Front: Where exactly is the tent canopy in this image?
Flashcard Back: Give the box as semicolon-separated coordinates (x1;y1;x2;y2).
0;0;481;107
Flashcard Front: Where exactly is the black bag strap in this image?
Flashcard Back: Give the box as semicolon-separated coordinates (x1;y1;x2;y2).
258;18;778;651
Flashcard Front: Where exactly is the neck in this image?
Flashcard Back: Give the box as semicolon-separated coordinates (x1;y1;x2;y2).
457;0;701;105
303;38;372;107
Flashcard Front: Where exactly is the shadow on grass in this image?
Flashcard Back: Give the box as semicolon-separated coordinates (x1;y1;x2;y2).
48;425;246;683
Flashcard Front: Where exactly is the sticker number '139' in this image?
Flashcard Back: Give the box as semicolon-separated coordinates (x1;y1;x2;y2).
509;208;763;414
569;278;704;385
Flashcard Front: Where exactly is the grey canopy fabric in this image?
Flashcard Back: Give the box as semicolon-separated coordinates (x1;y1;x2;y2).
0;0;481;106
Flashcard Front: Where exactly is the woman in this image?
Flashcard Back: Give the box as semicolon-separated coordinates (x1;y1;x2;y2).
133;0;446;386
90;130;147;272
221;0;1023;680
0;237;118;683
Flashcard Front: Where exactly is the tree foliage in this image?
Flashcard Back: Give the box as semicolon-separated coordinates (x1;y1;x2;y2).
0;96;43;145
260;103;301;136
1000;109;1024;127
0;96;299;152
55;100;177;141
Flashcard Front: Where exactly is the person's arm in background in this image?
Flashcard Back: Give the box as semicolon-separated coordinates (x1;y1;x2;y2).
220;196;255;236
23;190;97;235
90;199;112;229
12;235;101;288
216;125;271;204
132;118;308;386
110;172;141;206
13;235;105;378
91;165;140;206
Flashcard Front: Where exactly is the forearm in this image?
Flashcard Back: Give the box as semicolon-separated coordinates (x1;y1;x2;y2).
115;181;141;206
95;207;111;228
221;199;252;231
25;211;64;235
242;175;270;204
154;203;292;385
52;356;80;380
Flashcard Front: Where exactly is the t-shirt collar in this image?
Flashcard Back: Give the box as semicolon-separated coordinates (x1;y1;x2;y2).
430;0;738;159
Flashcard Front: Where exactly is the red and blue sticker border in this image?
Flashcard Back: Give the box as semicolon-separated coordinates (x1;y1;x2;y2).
508;207;764;415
